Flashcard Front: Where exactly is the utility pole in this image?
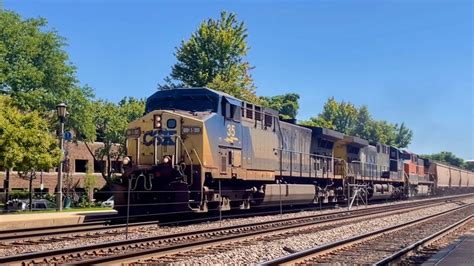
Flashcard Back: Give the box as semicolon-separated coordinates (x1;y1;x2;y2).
3;169;9;210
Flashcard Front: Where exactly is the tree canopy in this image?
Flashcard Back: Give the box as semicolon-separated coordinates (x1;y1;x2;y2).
0;96;61;208
84;97;145;182
163;11;258;103
0;10;147;183
0;96;61;172
261;93;300;119
465;161;474;172
421;151;466;168
0;11;95;141
300;97;413;148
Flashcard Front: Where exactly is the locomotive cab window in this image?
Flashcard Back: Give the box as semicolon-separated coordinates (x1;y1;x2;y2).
222;98;241;122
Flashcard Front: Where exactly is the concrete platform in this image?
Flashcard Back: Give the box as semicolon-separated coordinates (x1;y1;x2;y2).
423;230;474;266
0;210;117;230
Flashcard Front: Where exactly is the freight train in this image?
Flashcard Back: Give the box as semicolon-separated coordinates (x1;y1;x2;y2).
113;87;474;216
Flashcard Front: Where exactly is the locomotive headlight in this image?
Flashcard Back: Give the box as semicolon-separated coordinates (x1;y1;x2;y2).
154;115;162;128
163;156;171;164
123;156;131;165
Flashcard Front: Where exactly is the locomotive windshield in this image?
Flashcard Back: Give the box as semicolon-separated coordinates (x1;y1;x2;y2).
146;89;219;113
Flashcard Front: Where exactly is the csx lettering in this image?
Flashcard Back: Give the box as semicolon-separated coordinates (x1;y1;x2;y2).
143;130;176;146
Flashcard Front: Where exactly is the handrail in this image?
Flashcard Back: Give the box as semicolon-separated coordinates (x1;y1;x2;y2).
192;148;203;167
175;136;195;187
176;136;193;165
274;148;336;160
276;148;402;180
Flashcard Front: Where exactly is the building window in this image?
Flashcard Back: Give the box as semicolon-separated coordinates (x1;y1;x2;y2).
75;159;88;173
112;161;123;173
94;160;105;173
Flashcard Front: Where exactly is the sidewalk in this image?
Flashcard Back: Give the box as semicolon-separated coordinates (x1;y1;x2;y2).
0;209;117;230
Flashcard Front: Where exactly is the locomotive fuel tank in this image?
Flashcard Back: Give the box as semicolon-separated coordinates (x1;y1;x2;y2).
260;184;316;205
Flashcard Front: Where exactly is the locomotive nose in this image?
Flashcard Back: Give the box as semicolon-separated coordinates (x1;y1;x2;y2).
149;113;180;165
126;111;181;167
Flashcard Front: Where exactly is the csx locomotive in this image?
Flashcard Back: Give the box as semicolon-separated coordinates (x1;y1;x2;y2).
114;87;474;216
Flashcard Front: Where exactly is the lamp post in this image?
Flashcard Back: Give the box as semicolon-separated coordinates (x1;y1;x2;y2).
56;103;67;211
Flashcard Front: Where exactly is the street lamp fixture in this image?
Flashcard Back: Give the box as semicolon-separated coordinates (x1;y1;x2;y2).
56;103;67;122
56;103;67;211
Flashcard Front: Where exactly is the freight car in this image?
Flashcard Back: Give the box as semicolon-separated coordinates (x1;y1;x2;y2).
113;87;474;216
430;161;474;192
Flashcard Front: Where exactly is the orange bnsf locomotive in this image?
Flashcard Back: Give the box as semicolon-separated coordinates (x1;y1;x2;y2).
113;87;474;216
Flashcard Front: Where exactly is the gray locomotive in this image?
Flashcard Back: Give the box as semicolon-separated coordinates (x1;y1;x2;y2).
114;87;474;215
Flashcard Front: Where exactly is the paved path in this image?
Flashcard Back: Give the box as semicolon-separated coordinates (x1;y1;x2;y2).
0;210;117;230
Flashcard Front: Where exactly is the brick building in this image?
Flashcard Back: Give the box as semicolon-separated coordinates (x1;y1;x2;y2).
0;141;122;196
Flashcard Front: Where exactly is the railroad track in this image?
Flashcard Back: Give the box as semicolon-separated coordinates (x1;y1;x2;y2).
1;194;471;265
0;220;160;242
375;213;474;265
261;203;474;265
1;193;469;243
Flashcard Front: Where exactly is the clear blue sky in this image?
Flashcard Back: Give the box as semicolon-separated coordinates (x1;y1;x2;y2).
5;0;473;159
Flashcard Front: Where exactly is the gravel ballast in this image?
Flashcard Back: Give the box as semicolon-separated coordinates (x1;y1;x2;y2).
0;196;472;258
167;199;474;265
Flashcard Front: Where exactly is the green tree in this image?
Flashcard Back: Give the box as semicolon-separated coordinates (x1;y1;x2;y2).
164;11;258;103
118;97;146;122
0;96;61;209
422;151;465;168
85;98;145;183
83;170;97;202
367;120;397;146
0;11;95;142
351;105;372;140
261;93;300;119
0;11;75;108
465;161;474;171
301;97;358;134
393;123;413;148
300;97;413;148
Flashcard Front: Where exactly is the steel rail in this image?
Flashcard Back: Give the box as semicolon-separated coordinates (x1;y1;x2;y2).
71;203;449;265
0;194;471;264
0;220;106;235
373;214;473;265
1;193;464;242
2;193;468;240
2;196;466;265
0;220;159;242
259;203;473;265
